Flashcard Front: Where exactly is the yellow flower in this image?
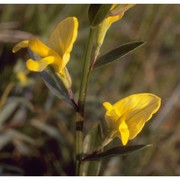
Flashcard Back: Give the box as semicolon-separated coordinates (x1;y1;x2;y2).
103;93;161;146
12;17;78;89
97;4;134;49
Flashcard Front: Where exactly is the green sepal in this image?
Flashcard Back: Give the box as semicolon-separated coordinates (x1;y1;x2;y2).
41;67;71;104
88;4;112;27
82;122;103;175
83;144;152;161
94;41;145;69
27;49;72;105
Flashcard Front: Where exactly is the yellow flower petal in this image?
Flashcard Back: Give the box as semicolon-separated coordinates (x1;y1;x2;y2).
103;93;161;146
56;67;72;89
26;56;55;72
123;94;161;139
48;17;78;71
28;38;56;57
12;40;29;53
103;102;119;129
118;121;129;145
113;93;159;117
103;102;113;111
60;53;70;73
107;13;124;24
96;4;134;48
12;17;78;90
104;105;118;122
96;13;124;47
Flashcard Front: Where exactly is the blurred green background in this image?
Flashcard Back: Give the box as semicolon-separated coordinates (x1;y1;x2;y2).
0;4;179;175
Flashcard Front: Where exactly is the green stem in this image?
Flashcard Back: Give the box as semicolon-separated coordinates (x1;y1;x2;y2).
78;27;95;113
76;27;95;175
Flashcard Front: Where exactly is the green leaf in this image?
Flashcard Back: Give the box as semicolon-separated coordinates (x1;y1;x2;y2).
83;144;152;161
82;122;103;175
88;4;112;27
94;41;145;69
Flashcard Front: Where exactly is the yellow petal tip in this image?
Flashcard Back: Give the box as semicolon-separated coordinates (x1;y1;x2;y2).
103;102;113;111
26;59;39;72
119;121;129;146
12;40;29;53
26;56;55;72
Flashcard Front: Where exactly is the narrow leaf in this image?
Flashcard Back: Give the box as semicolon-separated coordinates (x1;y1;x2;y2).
88;4;112;27
83;144;152;161
94;41;145;69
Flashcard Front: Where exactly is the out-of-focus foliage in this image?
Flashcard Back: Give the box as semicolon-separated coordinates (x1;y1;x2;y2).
0;4;179;175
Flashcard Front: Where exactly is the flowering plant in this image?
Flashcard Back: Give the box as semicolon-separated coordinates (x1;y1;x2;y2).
13;5;161;175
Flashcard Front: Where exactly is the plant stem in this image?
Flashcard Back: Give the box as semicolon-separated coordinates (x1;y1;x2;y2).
78;27;95;113
76;27;95;175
